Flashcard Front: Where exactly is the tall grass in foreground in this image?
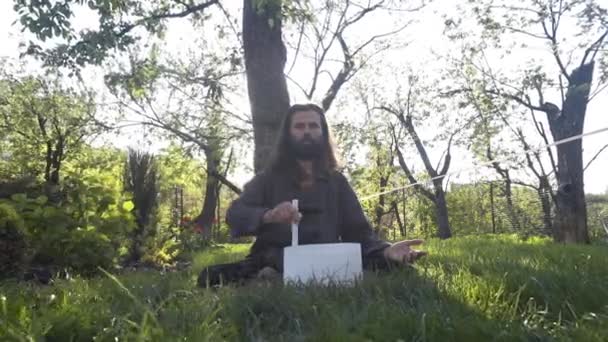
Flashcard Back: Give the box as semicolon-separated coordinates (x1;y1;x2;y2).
1;235;607;341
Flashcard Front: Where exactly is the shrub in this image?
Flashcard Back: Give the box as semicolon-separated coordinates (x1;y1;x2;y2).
0;202;27;278
2;176;135;276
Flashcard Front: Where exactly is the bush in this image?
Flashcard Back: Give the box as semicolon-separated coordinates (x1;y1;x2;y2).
0;202;27;278
2;175;136;276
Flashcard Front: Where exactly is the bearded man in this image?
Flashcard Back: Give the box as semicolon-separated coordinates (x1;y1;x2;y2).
198;103;427;287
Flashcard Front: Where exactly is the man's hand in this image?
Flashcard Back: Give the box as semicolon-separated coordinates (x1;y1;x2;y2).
263;201;301;224
383;239;428;265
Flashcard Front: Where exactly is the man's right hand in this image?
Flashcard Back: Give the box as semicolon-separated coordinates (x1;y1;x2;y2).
263;201;301;224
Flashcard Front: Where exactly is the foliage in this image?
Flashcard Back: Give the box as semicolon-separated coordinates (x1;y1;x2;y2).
0;73;106;184
447;182;547;235
124;148;160;264
13;0;221;69
0;203;27;278
2;174;135;275
1;236;607;340
587;193;608;240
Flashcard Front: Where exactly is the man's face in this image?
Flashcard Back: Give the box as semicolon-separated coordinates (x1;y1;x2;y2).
288;110;324;160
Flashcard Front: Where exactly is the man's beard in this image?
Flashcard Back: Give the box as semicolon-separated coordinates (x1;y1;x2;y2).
289;135;323;160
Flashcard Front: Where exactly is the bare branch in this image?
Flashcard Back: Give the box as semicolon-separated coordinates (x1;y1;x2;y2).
438;133;454;176
513;180;540;190
529;108;558;174
584;143;608;171
540;18;571;82
390;123;435;201
581;29;608;66
116;0;219;37
287;20;306;75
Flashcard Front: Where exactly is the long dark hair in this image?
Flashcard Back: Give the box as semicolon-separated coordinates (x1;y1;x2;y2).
266;103;340;176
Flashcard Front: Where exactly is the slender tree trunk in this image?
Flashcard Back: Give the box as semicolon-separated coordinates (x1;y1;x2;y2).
215;185;221;241
546;62;593;243
537;176;553;236
196;150;220;239
374;172;389;230
502;175;521;231
433;184;452;239
243;0;290;172
490;182;496;234
391;201;405;239
49;137;64;185
401;189;407;237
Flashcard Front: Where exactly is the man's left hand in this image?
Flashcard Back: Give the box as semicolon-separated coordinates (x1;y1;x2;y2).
383;239;428;265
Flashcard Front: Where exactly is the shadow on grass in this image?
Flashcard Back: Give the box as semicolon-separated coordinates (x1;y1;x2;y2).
420;236;608;341
218;266;553;341
2;237;606;341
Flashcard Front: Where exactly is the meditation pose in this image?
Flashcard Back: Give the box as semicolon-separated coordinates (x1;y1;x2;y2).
198;103;426;287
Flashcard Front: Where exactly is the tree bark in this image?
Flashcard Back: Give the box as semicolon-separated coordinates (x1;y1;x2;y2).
502;171;520;231
546;62;593;243
392;200;405;238
243;0;291;173
433;181;452;239
196;148;221;239
538;178;553;236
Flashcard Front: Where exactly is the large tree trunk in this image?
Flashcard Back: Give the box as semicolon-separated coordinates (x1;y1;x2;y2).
546;62;593;243
243;0;291;173
553;139;588;243
433;183;452;239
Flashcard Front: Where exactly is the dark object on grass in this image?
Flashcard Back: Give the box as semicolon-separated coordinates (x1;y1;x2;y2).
23;267;53;285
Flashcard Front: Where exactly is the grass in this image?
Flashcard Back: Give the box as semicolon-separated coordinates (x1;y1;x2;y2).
1;235;607;341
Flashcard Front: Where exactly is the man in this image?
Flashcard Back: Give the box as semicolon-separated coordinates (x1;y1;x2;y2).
198;103;426;287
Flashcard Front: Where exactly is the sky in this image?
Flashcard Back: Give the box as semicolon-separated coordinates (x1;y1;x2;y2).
1;0;607;194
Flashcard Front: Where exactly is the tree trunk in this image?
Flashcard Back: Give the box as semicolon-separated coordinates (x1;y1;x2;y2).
546;62;593;243
196;149;220;240
489;182;496;233
553;139;589;242
401;189;407;237
433;184;452;239
392;201;405;238
538;176;553;236
49;137;64;185
374;171;389;230
502;174;520;231
243;0;290;173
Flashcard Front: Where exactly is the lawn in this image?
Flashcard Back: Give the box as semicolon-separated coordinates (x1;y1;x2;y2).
1;235;607;341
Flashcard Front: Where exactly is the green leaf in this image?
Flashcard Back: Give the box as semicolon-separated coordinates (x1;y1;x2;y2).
122;200;134;212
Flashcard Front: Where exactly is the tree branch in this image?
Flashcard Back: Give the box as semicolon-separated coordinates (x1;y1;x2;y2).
581;29;608;66
389;123;435;201
584;143;608;171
